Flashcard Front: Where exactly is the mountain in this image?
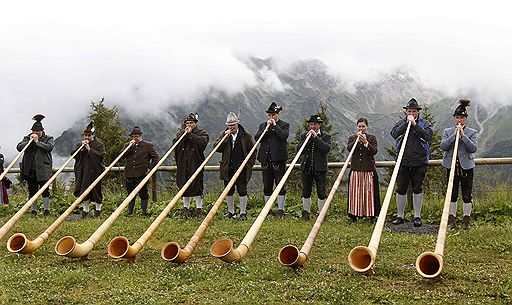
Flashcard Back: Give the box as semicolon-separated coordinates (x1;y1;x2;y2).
54;56;512;164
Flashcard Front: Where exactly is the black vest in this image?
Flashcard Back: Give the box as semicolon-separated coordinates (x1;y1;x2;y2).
229;136;245;171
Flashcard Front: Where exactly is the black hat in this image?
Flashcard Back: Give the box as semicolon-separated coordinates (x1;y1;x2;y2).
129;126;143;136
306;114;323;123
31;114;45;131
453;99;470;117
82;121;95;135
403;98;422;110
184;113;199;123
265;101;283;113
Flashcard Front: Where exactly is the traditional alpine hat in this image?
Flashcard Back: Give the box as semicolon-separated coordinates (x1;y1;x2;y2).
129;126;143;136
184;113;199;123
306;114;323;123
82;121;95;135
403;98;422;110
31;114;45;131
265;101;283;113
225;112;239;125
453;99;470;117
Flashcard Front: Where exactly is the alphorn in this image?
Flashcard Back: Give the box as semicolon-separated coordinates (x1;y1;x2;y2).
55;133;187;258
107;132;230;260
279;137;359;267
162;124;270;263
348;121;412;274
0;138;34;182
416;127;460;278
7;142;133;255
210;132;312;263
0;143;84;241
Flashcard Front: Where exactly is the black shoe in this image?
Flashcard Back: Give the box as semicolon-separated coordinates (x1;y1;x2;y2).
31;210;37;216
81;211;89;220
462;215;471;229
301;210;310;221
194;208;202;220
348;215;357;224
94;210;100;218
413;217;422;227
224;212;236;219
43;210;50;217
448;215;456;229
182;207;190;219
277;209;284;219
239;213;247;221
392;217;404;225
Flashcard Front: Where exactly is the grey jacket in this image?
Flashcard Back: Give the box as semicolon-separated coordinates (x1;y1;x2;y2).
17;134;54;181
440;126;478;170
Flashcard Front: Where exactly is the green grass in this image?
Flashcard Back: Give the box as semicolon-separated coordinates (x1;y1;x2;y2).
0;204;511;304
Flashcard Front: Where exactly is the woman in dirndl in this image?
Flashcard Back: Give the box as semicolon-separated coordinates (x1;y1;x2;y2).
347;118;380;222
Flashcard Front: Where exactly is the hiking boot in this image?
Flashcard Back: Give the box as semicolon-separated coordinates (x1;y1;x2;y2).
31;210;37;216
239;213;247;221
462;215;471;229
413;217;422;227
301;210;310;221
448;214;456;229
224;212;236;219
392;217;404;225
94;210;101;218
81;211;89;220
181;207;191;219
277;209;284;219
194;208;202;220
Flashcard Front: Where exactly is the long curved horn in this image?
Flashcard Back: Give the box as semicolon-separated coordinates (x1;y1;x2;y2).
0;138;33;182
7;142;133;255
0;143;84;241
279;138;359;267
162;124;270;263
210;132;312;263
416;127;460;278
55;133;187;258
348;122;412;274
107;132;230;260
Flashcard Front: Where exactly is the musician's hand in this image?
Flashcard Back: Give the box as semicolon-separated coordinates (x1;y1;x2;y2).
358;132;368;144
307;129;317;138
30;133;39;142
267;118;276;126
224;130;231;135
456;124;464;138
129;139;136;145
407;115;416;126
185;127;192;133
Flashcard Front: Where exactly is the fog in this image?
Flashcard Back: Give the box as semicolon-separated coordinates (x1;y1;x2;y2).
1;0;511;161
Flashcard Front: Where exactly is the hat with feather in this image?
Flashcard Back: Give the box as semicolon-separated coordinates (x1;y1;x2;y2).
31;114;45;131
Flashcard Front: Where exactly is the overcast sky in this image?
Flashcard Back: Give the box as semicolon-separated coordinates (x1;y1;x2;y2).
1;0;511;159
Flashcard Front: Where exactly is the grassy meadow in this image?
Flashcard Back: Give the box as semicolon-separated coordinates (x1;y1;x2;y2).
0;189;511;304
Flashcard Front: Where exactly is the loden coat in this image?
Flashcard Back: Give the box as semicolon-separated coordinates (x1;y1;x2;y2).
72;139;105;203
123;140;160;178
214;124;256;182
173;126;209;196
17;133;54;181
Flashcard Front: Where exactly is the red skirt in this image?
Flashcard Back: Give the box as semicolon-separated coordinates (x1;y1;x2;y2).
348;171;376;216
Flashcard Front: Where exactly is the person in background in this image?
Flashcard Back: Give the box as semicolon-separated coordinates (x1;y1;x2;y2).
346;118;380;223
17;114;54;216
441;99;478;229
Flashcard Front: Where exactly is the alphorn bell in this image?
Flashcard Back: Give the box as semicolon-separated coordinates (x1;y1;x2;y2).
7;142;133;255
55;132;187;258
348;121;412;274
279;138;359;267
416;127;461;278
162;124;270;263
107;132;230;260
0;138;34;182
0;143;84;241
210;132;313;263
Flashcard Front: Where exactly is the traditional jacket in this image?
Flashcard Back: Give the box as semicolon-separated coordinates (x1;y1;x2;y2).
72;139;105;203
123;140;160;178
440;126;478;170
255;119;289;163
17;133;54;181
214;124;256;182
298;130;331;174
390;116;433;167
347;133;378;172
173;127;209;195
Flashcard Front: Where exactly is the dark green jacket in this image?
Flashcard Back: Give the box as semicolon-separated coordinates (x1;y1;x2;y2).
17;133;54;181
298;131;331;174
